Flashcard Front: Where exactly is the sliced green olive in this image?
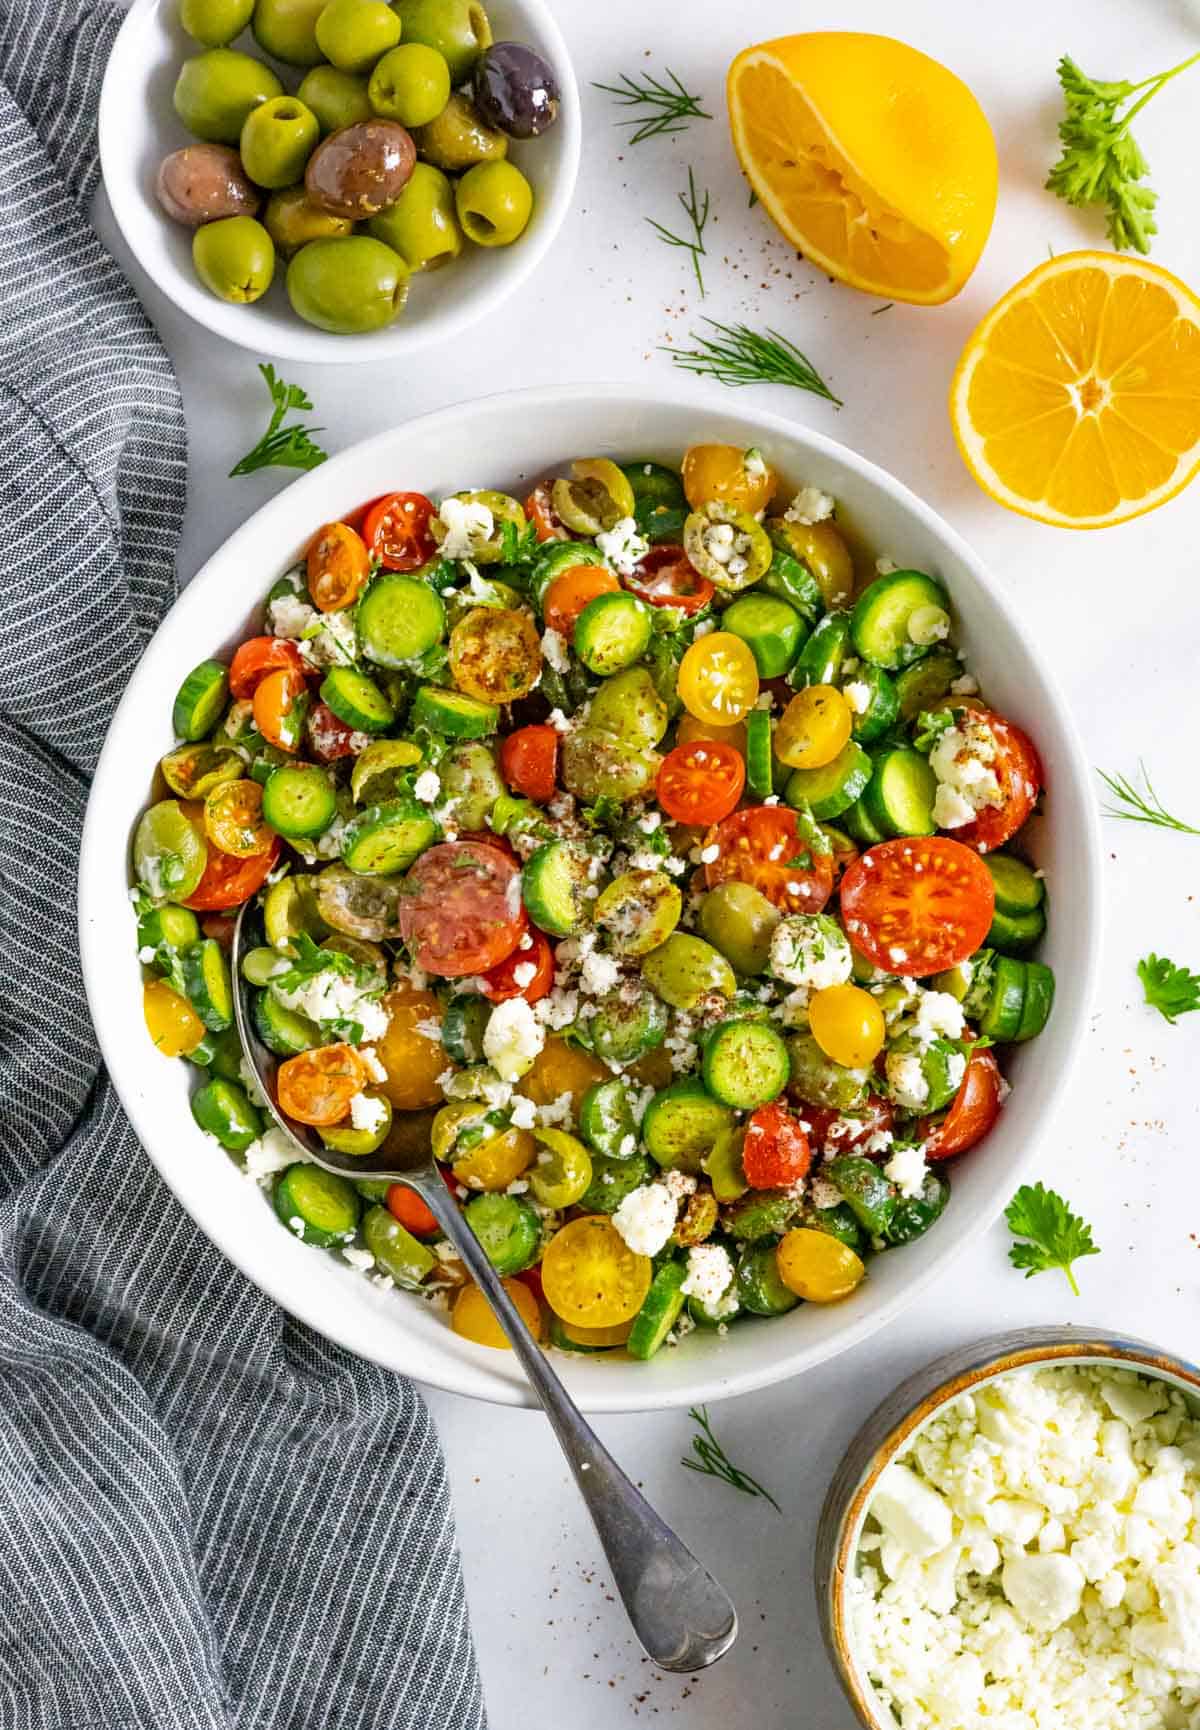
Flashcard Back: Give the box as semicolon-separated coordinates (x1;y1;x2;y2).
551;457;636;535
159;742;244;799
430;489;526;564
594;870;682;956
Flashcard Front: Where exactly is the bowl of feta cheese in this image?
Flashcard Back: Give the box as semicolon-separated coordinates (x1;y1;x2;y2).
818;1328;1200;1730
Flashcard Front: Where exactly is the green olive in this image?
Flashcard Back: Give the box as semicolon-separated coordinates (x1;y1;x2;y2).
192;214;275;301
642;933;737;1011
785;1030;869;1111
368;42;451;127
698;881;781;976
428;489;523;562
439;742;505;830
586;667;668;749
551;458;636;536
263;185;353;255
251;0;327;65
411;91;506;172
286;234;409;333
594;871;682;957
180;0;256;47
173;48;282;143
529;1129;592;1210
587;991;669;1065
297;64;373;133
392;0;491;82
365;161;461;269
455;158;531;247
314;0;402;71
560;728;659;805
239;95;319;188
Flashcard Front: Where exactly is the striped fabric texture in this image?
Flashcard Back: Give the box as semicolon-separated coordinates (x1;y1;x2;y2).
0;6;486;1727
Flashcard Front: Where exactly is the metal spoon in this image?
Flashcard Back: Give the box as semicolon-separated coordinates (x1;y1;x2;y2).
233;900;737;1674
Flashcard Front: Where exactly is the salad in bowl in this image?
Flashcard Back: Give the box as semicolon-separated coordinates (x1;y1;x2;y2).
129;438;1054;1365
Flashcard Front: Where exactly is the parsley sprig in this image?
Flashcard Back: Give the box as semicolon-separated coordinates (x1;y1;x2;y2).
663;320;840;404
1047;51;1200;253
270;932;352;993
498;517;541;569
1005;1183;1100;1296
592;67;711;145
681;1406;780;1512
647;167;710;296
1138;953;1200;1025
229;364;328;478
1097;763;1200;835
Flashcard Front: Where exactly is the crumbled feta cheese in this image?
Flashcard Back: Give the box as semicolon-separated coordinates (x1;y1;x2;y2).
907;604;951;646
743;446;767;480
359;1046;387;1084
509;1095;537;1131
912;990;966;1046
535;1090;574;1127
341;1245;375;1273
875;556;898;576
886;1049;930;1111
541;626;570;673
273;968;388;1043
884;1143;928;1199
872;1463;953;1558
348;1092;388;1134
547;707;572;734
438;495;494;559
238;1056;269;1109
138;945;157;965
297;608;358;669
243;1128;302;1185
595;515;649;577
511;961;537;989
950;672;979;696
413;769;441;803
268;591;318;639
843;681;872;715
482;996;545;1082
580;949;621;996
768;914;852;992
611;1183;677;1257
784;485;835;525
930;713;1003;831
810;1174;843;1210
680;1244;735;1309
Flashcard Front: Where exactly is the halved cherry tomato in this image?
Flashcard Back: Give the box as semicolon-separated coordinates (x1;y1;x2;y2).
742;1102;811;1188
524;483;569;542
515;1263;545;1304
277;1043;368;1127
499;724;558;804
204;778;273;857
682;443;777;514
386;1182;441;1238
253;665;309;752
481;927;554;1004
839;837;995;977
950;712;1043;853
657;739;745;826
804;1097;895;1156
200;913;237;949
229;637;307;699
449;607;542;703
921;1047;1002;1158
543;565;620;635
703;805;835;915
184;835;280;909
341;495;378;534
363;491;437;571
678;632;759;726
397;839;526;976
306;700;360;762
306;521;371;612
624;544;715;615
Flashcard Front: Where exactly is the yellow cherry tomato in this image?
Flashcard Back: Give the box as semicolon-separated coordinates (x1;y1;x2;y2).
560;1318;634;1348
677;632;760;727
774;685;852;768
776;1228;866;1303
453;1125;536;1192
376;988;451;1109
516;1035;609;1120
529;1128;592;1208
449;606;542;704
675;712;749;756
452;1276;543;1349
682;443;778;514
808;983;887;1068
769;518;855;609
204;777;273;858
142;978;206;1058
540;1215;653;1328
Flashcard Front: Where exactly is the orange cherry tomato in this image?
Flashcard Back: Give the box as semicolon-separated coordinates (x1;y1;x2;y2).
363;491;437;571
481;927;555;1004
184;835;280;910
742;1102;812;1189
499;724;559;803
703;805;835;915
840;837;996;977
922;1047;1003;1158
204;778;273;857
386;1182;441;1238
277;1043;368;1127
229;637;307;700
543;565;620;635
306;700;361;762
948;712;1043;853
253;665;309;752
656;739;745;826
306;520;371;613
524;483;569;542
624;544;715;615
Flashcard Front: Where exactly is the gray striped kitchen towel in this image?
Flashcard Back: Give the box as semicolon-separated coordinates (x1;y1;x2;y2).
0;4;486;1726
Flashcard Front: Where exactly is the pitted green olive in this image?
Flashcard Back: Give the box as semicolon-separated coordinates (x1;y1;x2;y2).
286;235;409;332
428;490;524;563
192;214;275;301
181;0;256;47
366;162;462;270
297;64;373;133
455;159;532;246
251;0;327;65
586;667;668;749
368;42;451;127
411;90;506;171
594;872;682;957
684;501;773;592
641;933;736;1011
314;0;401;71
263;185;353;256
173;48;283;143
391;0;491;82
698;881;781;976
560;728;659;805
239;95;319;189
551;458;636;536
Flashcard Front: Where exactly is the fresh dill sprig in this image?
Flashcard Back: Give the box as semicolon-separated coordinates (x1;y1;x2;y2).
592;67;711;145
681;1406;780;1512
646;167;710;296
663;319;840;404
1097;763;1200;835
229;363;328;478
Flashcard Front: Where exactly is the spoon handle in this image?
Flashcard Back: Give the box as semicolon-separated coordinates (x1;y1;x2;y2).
404;1169;738;1674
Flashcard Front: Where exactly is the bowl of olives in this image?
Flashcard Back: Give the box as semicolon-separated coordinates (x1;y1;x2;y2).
100;0;579;360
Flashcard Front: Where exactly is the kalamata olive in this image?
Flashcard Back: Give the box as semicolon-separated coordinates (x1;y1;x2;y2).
305;118;415;218
473;41;560;139
156;143;261;226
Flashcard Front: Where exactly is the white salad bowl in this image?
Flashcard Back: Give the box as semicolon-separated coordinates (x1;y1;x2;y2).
99;0;580;364
79;384;1101;1411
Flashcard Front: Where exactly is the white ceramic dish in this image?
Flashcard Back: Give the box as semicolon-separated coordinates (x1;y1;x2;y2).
79;384;1101;1411
99;0;580;364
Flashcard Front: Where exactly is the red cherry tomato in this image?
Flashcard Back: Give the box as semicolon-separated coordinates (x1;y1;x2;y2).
386;1182;441;1238
306;700;361;762
949;712;1043;853
742;1102;812;1189
363;491;437;571
228;637;308;700
480;928;555;1004
397;840;526;977
803;1097;895;1156
839;837;996;977
184;836;281;910
524;483;568;542
499;724;559;804
922;1047;1003;1158
657;739;745;826
515;1263;546;1304
200;913;237;949
703;805;835;916
625;545;715;615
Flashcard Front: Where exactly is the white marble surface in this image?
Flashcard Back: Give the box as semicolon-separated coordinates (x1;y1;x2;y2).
96;0;1200;1721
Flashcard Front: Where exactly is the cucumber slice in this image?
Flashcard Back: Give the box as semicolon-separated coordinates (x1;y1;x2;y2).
262;763;338;839
626;1261;688;1360
579;1078;638;1158
410;685;499;738
137;903;201;957
785;740;872;821
761;534;823;626
442;994;491;1066
826;1155;896;1236
357;571;446;668
320;667;396;734
522;839;591;936
725;1188;804;1242
884;1169;950;1246
806;1201;866;1253
172;659;229;741
274;1164;360;1246
581;1151;653;1214
842;796;888;847
587;990;668;1064
253;988;320;1056
979;955;1028;1042
547;1312;614;1354
181;938;234;1032
895;648;961;719
701;1018;790;1109
464;1192;540;1275
851;570;950;669
574;592;652;675
722;593;804;678
985;853;1046;916
191;1078;261;1152
847;666;899;744
622;460;687;544
641;1079;734;1173
735;1242;800;1316
209;1025;244;1082
791;611;851;688
862;747;937;838
1015;961;1055;1041
341;796;439;875
744;708;774;800
354;1178;393;1203
989;904;1047;955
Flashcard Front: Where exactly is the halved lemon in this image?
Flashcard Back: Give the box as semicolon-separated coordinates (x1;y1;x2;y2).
727;32;997;305
950;251;1200;529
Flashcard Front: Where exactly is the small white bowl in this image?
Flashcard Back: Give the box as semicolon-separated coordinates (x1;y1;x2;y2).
99;0;580;364
79;384;1101;1411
